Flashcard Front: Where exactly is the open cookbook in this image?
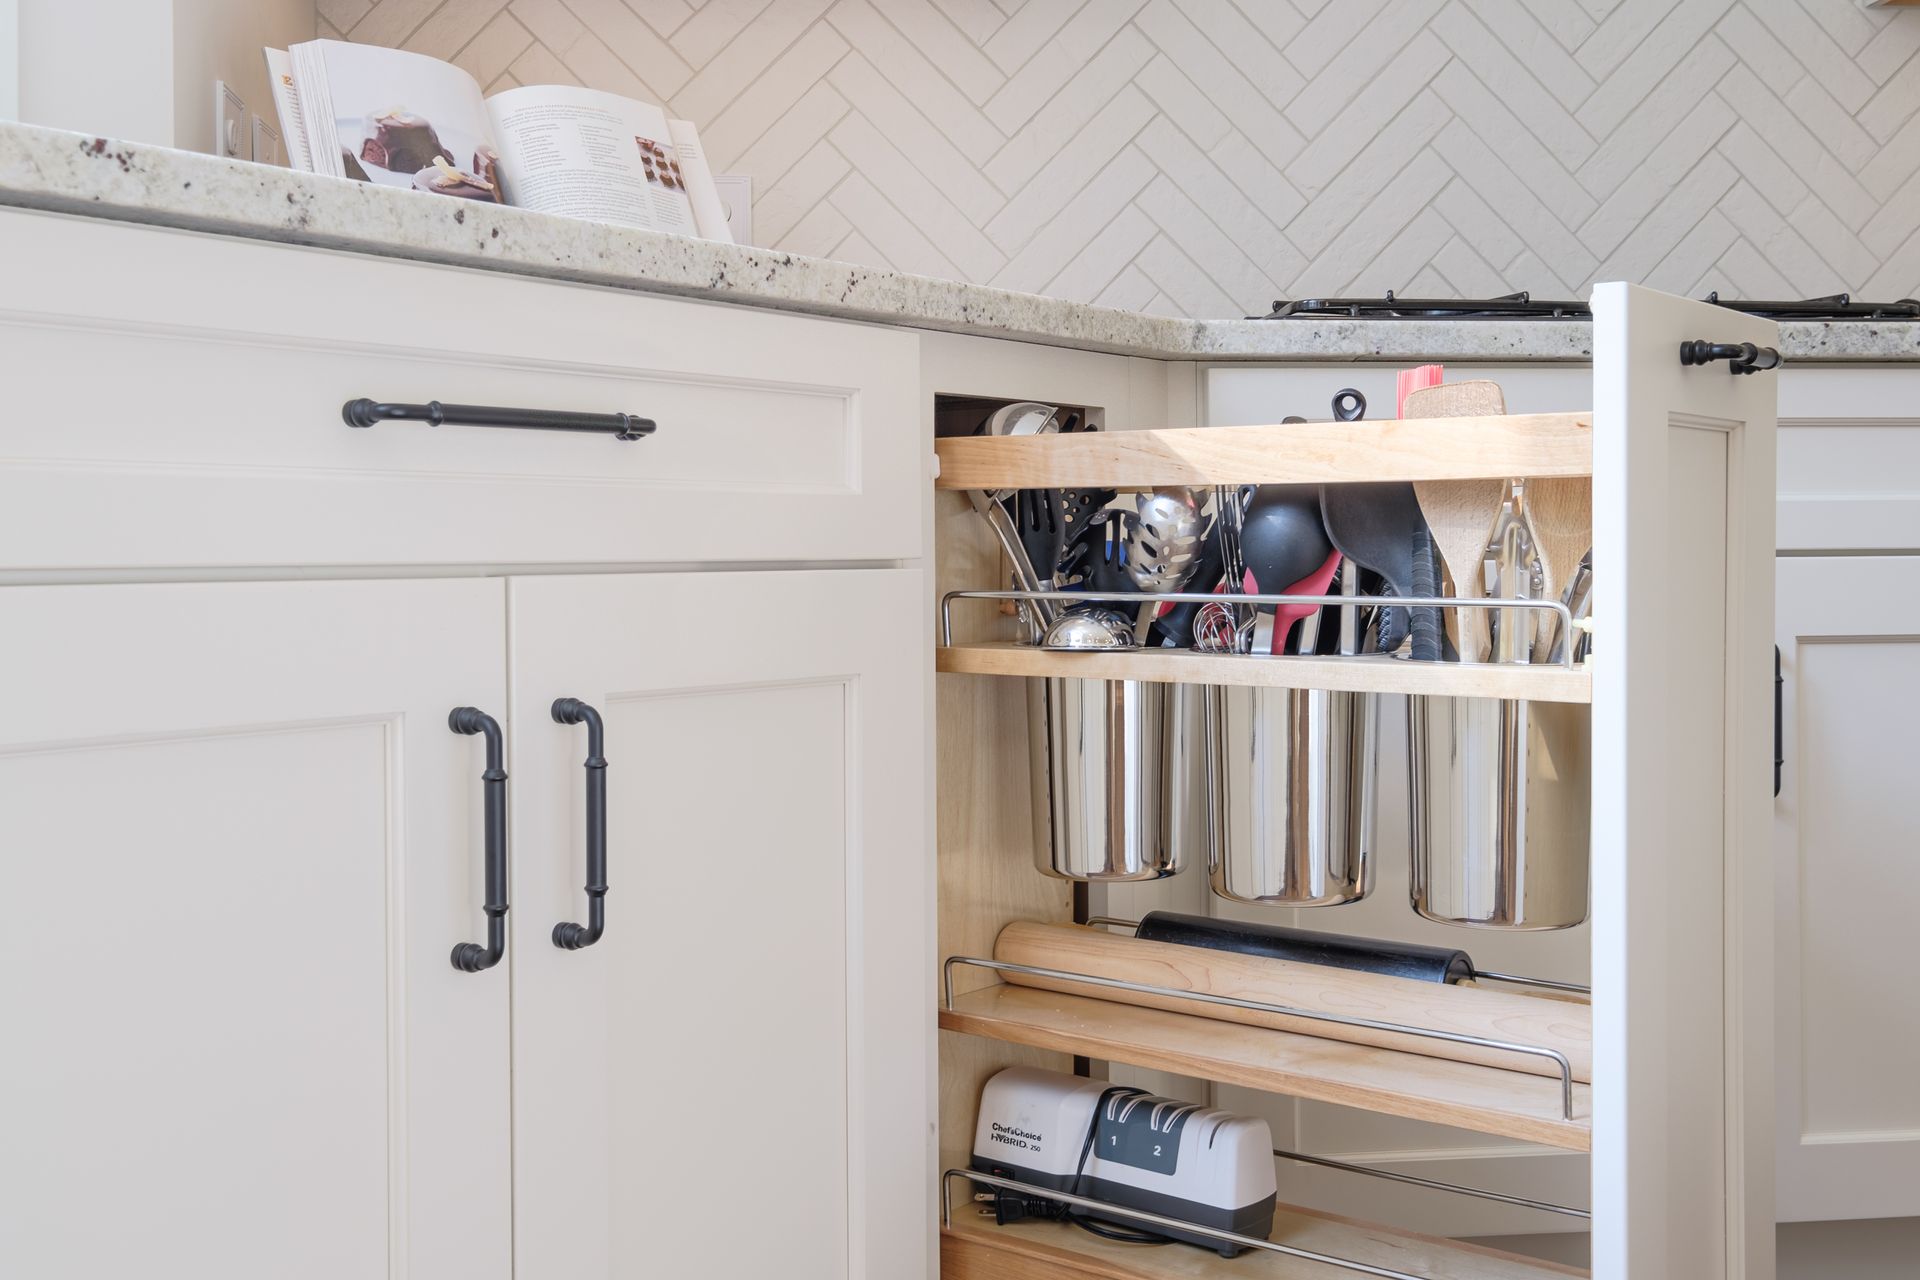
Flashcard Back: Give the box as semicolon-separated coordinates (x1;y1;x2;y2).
264;40;732;241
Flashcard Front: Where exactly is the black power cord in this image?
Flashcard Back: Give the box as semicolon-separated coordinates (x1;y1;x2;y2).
982;1085;1171;1248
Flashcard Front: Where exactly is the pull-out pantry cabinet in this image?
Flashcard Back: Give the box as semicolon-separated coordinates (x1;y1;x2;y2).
0;209;930;1279
927;286;1779;1280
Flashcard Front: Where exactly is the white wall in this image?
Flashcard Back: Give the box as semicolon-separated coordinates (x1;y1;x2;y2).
16;0;172;144
170;0;314;155
0;0;18;119
330;0;1920;313
10;0;310;153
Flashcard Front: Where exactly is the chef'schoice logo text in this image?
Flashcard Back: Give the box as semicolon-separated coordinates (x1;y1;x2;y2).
990;1122;1043;1152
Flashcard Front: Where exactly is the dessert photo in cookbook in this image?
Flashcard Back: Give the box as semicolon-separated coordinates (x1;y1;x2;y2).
264;40;732;242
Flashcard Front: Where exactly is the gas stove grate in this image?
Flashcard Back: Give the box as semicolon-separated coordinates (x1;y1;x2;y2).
1250;290;1920;322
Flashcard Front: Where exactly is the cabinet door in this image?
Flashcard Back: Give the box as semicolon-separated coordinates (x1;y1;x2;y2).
0;579;512;1278
507;570;928;1279
1775;556;1920;1220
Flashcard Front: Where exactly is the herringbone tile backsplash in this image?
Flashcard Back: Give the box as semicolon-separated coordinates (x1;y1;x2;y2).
324;0;1920;317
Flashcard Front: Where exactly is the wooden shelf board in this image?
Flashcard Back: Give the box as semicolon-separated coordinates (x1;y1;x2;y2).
936;644;1592;704
942;1191;1589;1280
941;984;1592;1152
933;413;1591;491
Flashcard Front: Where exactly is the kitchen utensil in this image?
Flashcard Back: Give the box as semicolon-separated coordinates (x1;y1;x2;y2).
991;922;1594;1082
1061;508;1137;597
1523;475;1593;604
966;489;1053;640
971;403;1062;635
1126;487;1205;592
1204;680;1375;905
1146;512;1225;649
1015;485;1072;600
1215;484;1252;652
1232;485;1333;655
1317;483;1425;654
1269;548;1342;655
1546;551;1592;664
1406;380;1511;662
1054;486;1116;569
1134;912;1474;984
1486;479;1545;663
1028;675;1205;882
1409;696;1591;930
972;1067;1277;1255
1040;608;1136;651
1409;527;1444;661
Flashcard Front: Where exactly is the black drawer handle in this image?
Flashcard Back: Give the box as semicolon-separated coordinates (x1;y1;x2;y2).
551;698;608;950
449;706;509;972
343;399;656;441
1679;340;1782;375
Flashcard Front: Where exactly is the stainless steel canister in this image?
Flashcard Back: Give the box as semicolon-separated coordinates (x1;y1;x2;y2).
1028;677;1207;881
1205;685;1377;907
1408;696;1591;929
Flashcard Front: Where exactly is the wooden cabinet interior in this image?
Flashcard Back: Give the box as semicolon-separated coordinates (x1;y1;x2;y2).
933;411;1601;1277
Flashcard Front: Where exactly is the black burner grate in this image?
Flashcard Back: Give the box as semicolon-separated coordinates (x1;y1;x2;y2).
1250;290;1920;322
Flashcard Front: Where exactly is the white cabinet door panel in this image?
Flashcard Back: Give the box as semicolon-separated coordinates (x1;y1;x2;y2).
1775;555;1920;1221
506;569;927;1279
0;579;510;1279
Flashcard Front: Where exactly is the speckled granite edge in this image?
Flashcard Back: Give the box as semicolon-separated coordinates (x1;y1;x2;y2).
4;122;1917;363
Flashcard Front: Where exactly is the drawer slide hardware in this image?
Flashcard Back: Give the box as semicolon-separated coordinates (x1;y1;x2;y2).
343;398;656;440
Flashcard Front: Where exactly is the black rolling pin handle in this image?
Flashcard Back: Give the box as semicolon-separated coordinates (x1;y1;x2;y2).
343;398;656;440
1678;341;1782;375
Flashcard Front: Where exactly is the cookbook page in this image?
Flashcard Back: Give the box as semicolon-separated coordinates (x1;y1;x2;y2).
303;40;503;203
485;85;697;234
666;119;733;243
262;48;314;172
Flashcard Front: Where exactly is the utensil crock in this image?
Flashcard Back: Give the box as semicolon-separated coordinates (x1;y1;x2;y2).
1027;676;1205;881
1408;695;1590;929
1204;684;1377;907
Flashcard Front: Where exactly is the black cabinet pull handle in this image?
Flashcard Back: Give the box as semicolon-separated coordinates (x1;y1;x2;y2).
343;399;656;441
1679;340;1782;375
1774;645;1784;798
449;706;509;972
551;698;608;950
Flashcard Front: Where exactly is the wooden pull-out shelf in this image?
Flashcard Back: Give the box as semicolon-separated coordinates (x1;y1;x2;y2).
941;983;1591;1152
933;413;1591;491
936;643;1592;704
943;1179;1588;1279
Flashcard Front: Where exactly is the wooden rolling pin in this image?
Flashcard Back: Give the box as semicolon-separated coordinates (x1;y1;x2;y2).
993;921;1591;1083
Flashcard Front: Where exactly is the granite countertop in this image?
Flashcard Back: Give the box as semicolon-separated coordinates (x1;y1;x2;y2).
2;121;1914;363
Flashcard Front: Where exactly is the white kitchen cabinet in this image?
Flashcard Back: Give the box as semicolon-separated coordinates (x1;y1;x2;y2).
1774;556;1920;1222
506;569;928;1279
0;567;928;1280
0;578;513;1279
